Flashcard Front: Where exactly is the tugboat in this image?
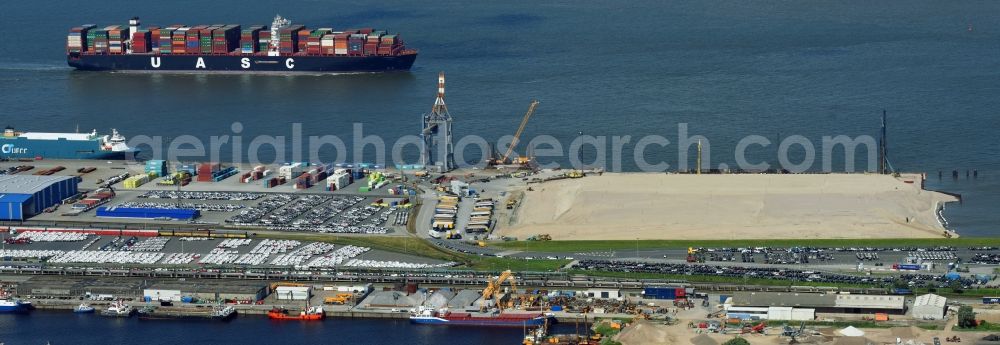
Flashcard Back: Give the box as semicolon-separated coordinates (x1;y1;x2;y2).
100;300;134;318
73;303;95;314
267;306;324;321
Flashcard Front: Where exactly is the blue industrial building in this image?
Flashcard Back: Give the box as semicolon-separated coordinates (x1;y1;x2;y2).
0;175;80;221
95;207;200;220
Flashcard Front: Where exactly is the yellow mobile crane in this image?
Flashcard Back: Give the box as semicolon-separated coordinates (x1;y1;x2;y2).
491;100;539;167
480;270;518;311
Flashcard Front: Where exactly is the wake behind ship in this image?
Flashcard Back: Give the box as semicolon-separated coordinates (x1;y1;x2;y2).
66;16;417;73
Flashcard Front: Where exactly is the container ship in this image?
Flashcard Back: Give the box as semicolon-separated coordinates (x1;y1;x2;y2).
67;16;417;73
1;126;139;160
410;308;554;327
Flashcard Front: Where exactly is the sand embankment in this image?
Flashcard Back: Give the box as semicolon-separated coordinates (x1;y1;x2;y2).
499;173;957;240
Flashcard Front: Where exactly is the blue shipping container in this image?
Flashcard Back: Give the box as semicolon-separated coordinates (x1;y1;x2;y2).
983;297;1000;304
643;287;677;300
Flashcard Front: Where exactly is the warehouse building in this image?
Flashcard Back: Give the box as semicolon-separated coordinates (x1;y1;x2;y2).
725;306;815;321
0;175;79;221
143;288;182;302
911;293;947;320
147;280;269;303
274;286;311;301
14;276;146;299
730;292;906;315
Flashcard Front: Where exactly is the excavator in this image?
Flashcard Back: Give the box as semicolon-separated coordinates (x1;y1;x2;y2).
743;321;766;334
527;234;551;241
782;322;806;343
490;100;539;168
686;247;698;263
480;270;518;312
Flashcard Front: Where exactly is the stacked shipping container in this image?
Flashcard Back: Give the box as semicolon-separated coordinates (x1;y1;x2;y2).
199;25;217;54
241;26;264;54
88;28;108;53
213;25;240;54
171;27;188;54
69;20;407;57
66;25;96;53
642;287;686;300
107;26;129;54
258;30;271;52
306;28;332;55
278;25;304;54
196;163;238;182
364;30;383;56
185;25;205;54
297;28;311;52
144;160;168;177
130;29;152;53
71;191;114;211
348;34;365;56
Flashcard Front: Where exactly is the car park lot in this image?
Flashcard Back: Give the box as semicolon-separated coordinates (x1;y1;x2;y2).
571;259;986;289
28;188;410;235
0;235;452;270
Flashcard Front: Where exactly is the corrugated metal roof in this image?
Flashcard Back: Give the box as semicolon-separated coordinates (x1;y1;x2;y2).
0;194;32;203
732;292;837;308
0;175;76;195
835;294;905;310
914;293;947;308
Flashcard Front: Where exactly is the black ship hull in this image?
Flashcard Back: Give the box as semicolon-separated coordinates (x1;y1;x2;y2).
68;53;417;73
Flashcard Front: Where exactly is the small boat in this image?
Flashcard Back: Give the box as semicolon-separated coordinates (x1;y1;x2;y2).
268;306;324;321
73;303;95;313
100;300;134;318
211;305;237;321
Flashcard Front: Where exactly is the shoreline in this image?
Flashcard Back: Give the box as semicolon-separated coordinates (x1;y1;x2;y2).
28;301;621;322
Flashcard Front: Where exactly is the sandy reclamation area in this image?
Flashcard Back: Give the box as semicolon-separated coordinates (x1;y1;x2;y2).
615;320;985;345
499;173;957;240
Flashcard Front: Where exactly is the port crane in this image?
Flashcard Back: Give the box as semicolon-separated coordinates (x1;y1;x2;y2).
480;270;518;311
491;100;539;168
